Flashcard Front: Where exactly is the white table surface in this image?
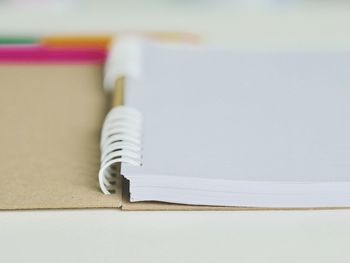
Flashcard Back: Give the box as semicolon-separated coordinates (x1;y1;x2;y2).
1;2;350;262
1;209;350;262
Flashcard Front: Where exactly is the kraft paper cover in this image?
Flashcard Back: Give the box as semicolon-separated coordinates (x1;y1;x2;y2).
0;64;121;210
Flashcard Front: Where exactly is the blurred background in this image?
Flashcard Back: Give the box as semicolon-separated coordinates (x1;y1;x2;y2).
0;0;350;50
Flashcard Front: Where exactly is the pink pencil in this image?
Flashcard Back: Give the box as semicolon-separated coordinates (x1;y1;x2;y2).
0;46;107;64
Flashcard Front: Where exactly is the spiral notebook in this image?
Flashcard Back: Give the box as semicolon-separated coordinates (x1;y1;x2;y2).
1;41;350;210
99;43;350;209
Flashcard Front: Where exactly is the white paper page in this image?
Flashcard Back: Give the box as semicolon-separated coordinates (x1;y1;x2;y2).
124;43;350;183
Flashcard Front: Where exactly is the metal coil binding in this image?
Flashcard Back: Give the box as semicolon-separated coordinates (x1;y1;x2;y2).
98;106;143;194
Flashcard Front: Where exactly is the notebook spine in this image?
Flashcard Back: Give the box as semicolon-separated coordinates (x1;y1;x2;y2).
98;106;143;194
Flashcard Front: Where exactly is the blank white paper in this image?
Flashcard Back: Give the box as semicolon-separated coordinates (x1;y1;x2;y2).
123;43;350;185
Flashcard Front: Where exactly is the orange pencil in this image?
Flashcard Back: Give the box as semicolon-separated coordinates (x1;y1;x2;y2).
41;35;112;49
41;33;200;50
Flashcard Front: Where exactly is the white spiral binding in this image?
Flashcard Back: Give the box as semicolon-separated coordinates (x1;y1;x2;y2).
98;106;143;194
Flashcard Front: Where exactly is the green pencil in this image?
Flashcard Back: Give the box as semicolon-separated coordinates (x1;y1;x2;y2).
0;36;39;45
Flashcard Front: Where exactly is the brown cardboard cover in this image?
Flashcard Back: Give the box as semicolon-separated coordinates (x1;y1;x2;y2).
0;64;121;210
